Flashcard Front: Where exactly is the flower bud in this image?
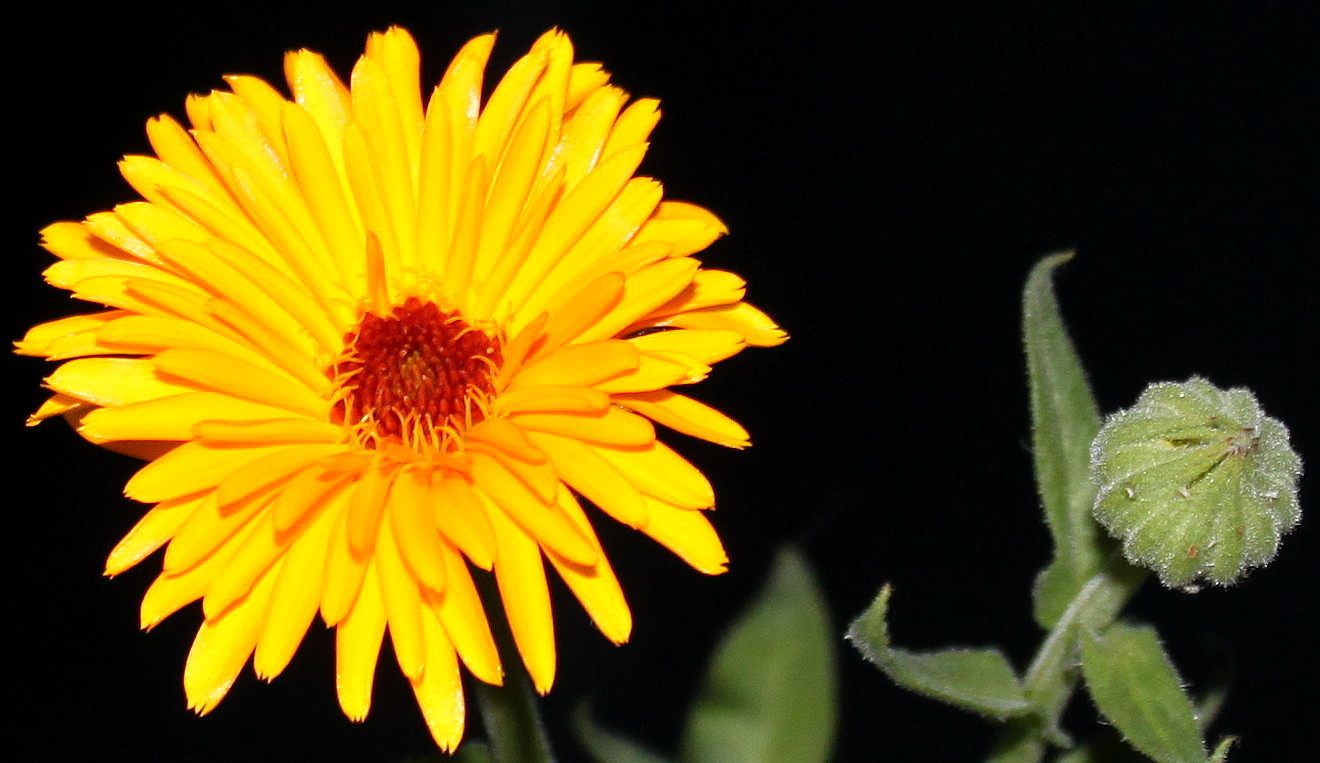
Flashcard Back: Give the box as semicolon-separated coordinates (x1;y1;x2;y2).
1090;377;1302;589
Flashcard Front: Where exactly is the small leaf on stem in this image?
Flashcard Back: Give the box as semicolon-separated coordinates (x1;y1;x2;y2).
1080;623;1207;763
1022;252;1109;626
848;585;1032;720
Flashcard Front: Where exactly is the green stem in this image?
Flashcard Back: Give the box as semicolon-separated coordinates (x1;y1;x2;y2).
473;572;556;763
987;559;1148;761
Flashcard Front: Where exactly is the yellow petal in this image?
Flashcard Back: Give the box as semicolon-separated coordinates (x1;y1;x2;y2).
593;440;714;509
281;101;362;284
214;443;343;511
165;489;270;575
272;463;353;535
473;42;549;167
628;328;745;366
26;393;87;426
412;602;466;751
602;98;662;159
139;512;257;630
566;62;610;111
474;99;552;283
510;340;639;390
430;545;501;685
530;177;662;310
592;352;709;394
389;466;448;595
154;347;326;418
491;385;610;416
431;472;496;571
335;562;386;721
193;418;343;445
321;488;370;627
559;86;626;188
535;271;625;354
145;113;225;191
184;562;279;715
95;314;282;374
466;417;548;465
346;458;398;558
14;310;125;357
635;200;728;254
43;257;186;292
649;268;745;315
574;257;700;343
45;357;195;408
664;302;788;347
376;510;427;680
203;512;289;620
511;407;655;447
526;431;648;529
546;491;631;644
105;494;206;576
470;451;596;568
253;502;336;680
642;497;728;575
284;48;351;166
488;507;555;693
612;390;750;449
78;392;295;444
125;440;295;503
509;144;649;318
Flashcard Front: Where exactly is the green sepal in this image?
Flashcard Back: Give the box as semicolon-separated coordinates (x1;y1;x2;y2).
1091;377;1303;588
681;547;837;763
848;585;1032;720
573;701;672;763
1080;623;1207;763
1023;252;1108;626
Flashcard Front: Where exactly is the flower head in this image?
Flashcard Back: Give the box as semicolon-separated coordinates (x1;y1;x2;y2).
20;27;783;750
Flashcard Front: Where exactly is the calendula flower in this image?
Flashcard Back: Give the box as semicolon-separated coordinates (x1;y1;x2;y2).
19;27;783;750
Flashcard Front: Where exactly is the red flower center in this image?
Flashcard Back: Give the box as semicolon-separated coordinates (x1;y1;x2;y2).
331;298;502;450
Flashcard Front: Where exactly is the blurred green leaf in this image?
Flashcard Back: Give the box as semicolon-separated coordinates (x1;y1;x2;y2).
682;547;837;763
573;701;671;763
1080;624;1207;763
453;743;494;763
1209;736;1237;763
848;585;1032;720
1023;252;1108;627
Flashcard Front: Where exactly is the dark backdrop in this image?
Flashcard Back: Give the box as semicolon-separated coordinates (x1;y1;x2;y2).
11;1;1317;760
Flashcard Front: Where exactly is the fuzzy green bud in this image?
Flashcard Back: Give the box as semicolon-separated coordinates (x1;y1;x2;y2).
1090;377;1302;589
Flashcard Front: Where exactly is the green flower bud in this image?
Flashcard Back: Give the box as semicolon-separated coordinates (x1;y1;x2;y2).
1090;377;1302;589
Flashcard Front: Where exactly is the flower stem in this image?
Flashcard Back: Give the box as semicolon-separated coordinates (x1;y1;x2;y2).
473;572;556;763
987;559;1148;761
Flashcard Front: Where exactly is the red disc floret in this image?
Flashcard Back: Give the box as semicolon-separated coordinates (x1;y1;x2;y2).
331;298;502;448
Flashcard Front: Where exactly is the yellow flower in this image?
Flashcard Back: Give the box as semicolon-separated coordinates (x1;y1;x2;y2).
19;26;784;750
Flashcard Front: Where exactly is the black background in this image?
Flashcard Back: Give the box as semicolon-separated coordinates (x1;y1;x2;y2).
11;1;1318;760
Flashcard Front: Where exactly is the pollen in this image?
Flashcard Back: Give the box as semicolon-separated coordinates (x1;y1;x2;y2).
330;298;502;452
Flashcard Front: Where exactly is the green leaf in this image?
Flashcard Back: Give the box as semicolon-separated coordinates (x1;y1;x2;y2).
1052;740;1148;763
1209;736;1237;763
573;701;672;763
1023;252;1108;626
848;585;1032;720
682;547;837;763
1080;624;1207;763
